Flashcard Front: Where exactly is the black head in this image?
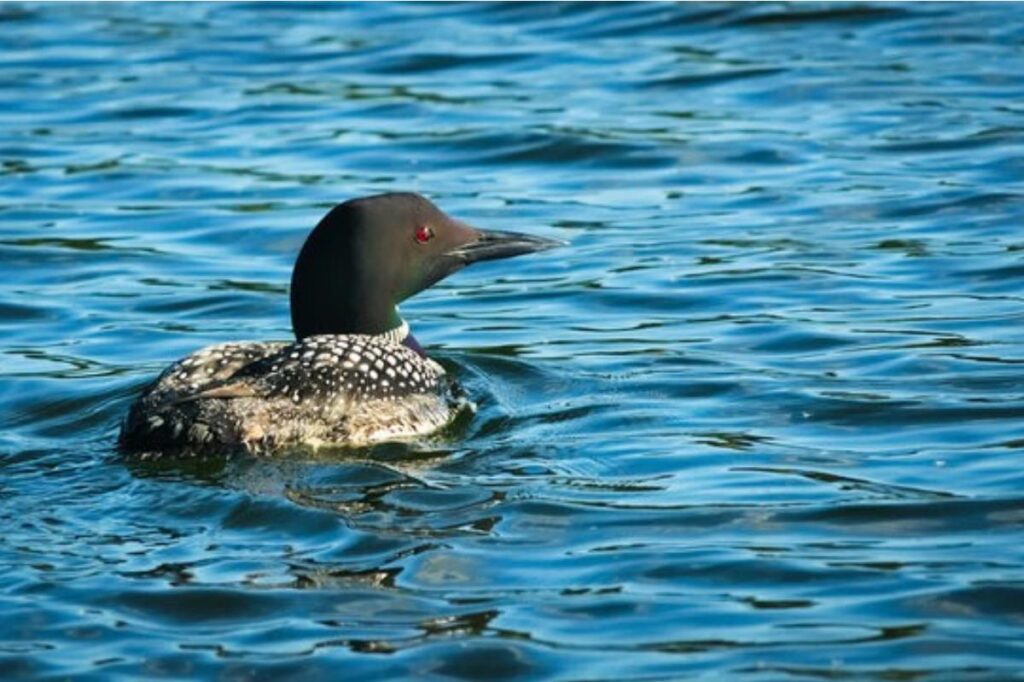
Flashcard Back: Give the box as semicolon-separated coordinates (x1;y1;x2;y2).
290;193;562;339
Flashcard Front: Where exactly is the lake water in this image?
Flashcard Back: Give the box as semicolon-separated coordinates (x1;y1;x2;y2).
2;2;1023;679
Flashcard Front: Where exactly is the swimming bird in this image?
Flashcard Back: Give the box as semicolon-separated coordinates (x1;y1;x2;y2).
120;193;561;456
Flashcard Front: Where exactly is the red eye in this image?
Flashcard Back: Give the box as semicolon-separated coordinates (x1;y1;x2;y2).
414;225;434;244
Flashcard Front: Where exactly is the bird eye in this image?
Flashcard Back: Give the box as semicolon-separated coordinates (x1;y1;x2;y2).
414;225;434;244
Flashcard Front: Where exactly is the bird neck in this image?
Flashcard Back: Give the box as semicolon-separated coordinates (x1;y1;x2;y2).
375;314;410;344
291;294;404;338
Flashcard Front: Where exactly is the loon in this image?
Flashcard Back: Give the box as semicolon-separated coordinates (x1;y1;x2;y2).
120;192;561;456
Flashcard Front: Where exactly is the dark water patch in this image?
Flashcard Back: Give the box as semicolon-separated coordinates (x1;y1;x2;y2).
870;126;1024;154
0;236;160;255
876;192;1022;219
395;129;673;171
541;4;744;41
63;158;123;175
903;583;1024;623
728;5;911;28
735;467;958;501
0;300;53;323
100;587;295;625
751;331;857;355
804;399;1024;429
370;51;531;76
105;105;200;121
777;497;1024;534
953;261;1024;284
646;67;787;90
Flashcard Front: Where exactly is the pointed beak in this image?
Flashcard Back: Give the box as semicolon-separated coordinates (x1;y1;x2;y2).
445;228;565;265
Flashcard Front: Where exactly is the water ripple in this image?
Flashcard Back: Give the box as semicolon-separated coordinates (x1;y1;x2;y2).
2;2;1024;680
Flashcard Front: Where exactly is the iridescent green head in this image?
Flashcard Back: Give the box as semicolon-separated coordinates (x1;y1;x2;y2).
290;193;562;339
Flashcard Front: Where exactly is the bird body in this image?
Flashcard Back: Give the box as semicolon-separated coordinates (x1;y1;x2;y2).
121;330;457;456
120;193;560;456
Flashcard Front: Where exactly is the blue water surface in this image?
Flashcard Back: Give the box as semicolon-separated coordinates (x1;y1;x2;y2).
2;2;1024;680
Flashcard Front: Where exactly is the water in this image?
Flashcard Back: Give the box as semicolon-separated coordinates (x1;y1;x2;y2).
2;2;1024;679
